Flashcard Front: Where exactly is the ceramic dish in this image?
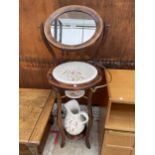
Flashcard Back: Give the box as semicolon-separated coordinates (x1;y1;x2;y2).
52;61;98;84
65;90;85;99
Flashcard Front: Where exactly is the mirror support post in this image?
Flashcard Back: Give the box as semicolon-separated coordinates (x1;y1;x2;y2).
40;23;59;65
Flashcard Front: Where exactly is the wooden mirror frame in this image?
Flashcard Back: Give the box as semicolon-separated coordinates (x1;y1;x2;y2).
44;5;103;50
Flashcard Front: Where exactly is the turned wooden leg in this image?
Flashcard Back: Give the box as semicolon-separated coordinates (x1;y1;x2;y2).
85;89;93;149
26;144;40;155
55;89;65;147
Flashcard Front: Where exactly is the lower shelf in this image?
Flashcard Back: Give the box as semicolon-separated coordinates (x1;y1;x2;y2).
104;130;134;147
105;103;135;132
102;144;133;155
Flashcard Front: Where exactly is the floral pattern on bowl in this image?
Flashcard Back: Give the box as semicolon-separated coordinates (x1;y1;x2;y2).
62;70;85;81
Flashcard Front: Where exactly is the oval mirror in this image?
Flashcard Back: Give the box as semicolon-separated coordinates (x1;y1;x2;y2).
44;5;103;50
50;11;96;46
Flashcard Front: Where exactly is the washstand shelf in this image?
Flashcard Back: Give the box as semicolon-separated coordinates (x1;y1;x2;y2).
47;64;111;149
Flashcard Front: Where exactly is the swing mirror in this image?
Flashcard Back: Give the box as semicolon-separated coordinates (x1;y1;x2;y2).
44;5;103;50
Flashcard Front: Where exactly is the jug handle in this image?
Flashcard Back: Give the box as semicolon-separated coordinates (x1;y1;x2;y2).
79;111;89;125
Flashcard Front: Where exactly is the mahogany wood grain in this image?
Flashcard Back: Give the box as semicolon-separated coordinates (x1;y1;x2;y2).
55;88;66;147
85;89;93;148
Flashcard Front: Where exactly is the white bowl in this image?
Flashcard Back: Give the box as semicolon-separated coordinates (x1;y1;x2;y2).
52;61;98;84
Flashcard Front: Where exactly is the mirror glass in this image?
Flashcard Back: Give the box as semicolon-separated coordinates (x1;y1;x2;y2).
50;11;96;46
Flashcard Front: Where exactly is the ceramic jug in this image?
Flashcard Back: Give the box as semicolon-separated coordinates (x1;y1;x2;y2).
64;99;89;135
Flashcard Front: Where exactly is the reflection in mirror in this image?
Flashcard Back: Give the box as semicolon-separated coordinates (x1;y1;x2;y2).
50;11;96;46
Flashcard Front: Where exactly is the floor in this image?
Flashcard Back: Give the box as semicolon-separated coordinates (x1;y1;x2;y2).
42;105;104;155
